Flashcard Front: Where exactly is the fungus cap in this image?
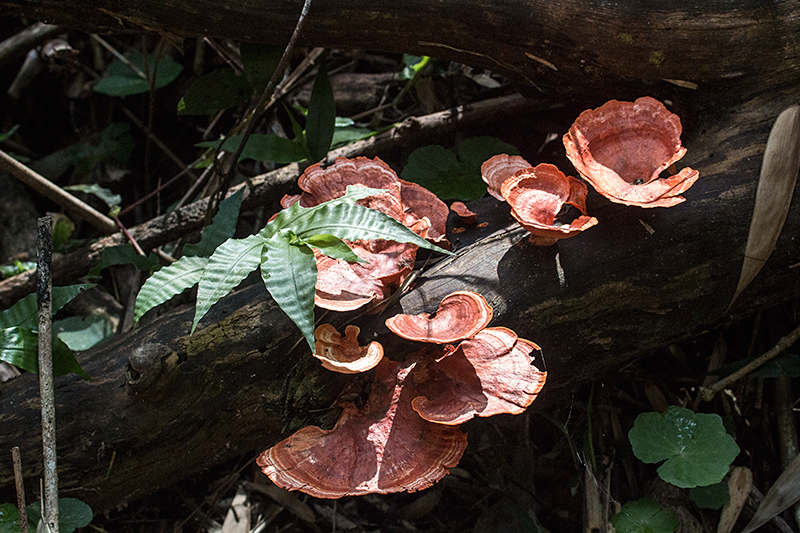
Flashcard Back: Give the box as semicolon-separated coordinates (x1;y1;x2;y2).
563;96;699;207
257;359;468;498
313;324;384;374
410;327;547;425
500;163;598;246
481;154;532;200
385;291;493;344
450;201;477;225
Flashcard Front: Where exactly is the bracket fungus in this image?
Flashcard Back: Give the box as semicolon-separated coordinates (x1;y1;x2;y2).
501;163;598;246
480;154;532;200
410;327;547;425
450;201;477;225
282;157;449;311
257;358;468;498
385;291;493;344
563;96;699;207
314;324;384;374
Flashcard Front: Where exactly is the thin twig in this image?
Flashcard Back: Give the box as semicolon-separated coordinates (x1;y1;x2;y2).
0;149;117;234
12;446;29;533
206;0;314;223
90;35;147;80
37;215;59;533
700;322;800;401
0;22;63;69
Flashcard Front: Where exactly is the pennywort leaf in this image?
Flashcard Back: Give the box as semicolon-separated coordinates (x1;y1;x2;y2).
193;234;268;331
611;499;680;533
262;230;318;352
28;498;92;533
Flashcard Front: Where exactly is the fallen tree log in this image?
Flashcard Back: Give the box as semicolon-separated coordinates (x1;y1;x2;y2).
0;83;799;511
1;0;799;101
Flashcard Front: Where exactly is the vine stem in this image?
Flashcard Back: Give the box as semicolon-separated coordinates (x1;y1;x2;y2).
206;0;314;223
37;215;59;533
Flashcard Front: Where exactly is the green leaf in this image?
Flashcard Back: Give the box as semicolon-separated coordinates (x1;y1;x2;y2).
193;234;268;331
262;230;318;352
610;499;680;533
296;233;366;263
305;56;336;162
93;51;183;96
54;315;115;351
196;134;306;164
88;245;161;277
0;502;20;533
400;54;429;80
51;215;75;250
629;406;740;488
331;124;375;149
27;498;92;533
286;103;306;148
0;326;90;379
134;255;208;323
401;137;519;201
184;187;244;257
178;67;252;115
64;184;122;209
689;481;730;509
0;284;94;330
241;43;281;93
0;124;19;143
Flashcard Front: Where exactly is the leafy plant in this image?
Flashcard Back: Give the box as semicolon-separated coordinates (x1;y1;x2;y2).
135;186;451;352
93;51;183;97
0;498;93;533
0;261;35;280
689;481;730;509
401;136;520;201
0;284;94;379
195;56;337;164
611;499;680;533
628;406;739;488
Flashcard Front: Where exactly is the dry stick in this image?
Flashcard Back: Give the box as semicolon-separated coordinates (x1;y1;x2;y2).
12;447;29;533
699;322;800;401
0;22;63;69
0;150;117;235
37;216;59;533
206;0;313;222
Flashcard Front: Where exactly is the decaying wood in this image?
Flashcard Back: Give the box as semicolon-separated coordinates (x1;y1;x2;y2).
0;85;799;511
2;1;799;101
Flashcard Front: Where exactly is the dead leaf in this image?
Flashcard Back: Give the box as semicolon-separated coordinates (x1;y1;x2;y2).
718;466;752;533
729;105;800;308
221;486;250;533
741;453;800;533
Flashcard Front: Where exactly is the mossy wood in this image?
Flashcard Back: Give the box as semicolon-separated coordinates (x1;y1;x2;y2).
0;86;798;510
1;1;798;101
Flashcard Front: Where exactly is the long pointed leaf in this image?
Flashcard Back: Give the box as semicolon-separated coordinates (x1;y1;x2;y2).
261;185;386;239
184;187;245;257
0;284;94;330
305;56;335;162
193;234;267;331
295;233;366;263
742;453;800;533
730;105;800;307
134;255;208;322
262;230;318;352
0;326;90;379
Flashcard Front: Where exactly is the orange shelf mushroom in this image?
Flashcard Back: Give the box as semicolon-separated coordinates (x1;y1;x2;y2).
385;291;493;344
563;96;700;207
450;201;478;225
257;358;468;498
314;324;384;374
410;327;547;425
282;157;449;312
500;163;598;246
481;154;532;200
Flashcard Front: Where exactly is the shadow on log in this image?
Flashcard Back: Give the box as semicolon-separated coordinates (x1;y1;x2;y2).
1;86;799;510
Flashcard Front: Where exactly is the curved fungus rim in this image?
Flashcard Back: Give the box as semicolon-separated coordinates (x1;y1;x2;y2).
313;324;384;374
385;291;494;344
480;154;532;201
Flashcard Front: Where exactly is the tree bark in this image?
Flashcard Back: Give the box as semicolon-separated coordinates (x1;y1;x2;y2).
2;1;799;100
0;83;799;511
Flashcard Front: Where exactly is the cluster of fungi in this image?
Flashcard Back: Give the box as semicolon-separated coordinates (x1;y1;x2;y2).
257;96;698;497
482;96;699;244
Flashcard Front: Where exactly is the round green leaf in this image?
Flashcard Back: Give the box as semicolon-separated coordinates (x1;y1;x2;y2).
611;499;680;533
0;502;20;533
689;481;730;509
629;406;740;488
27;498;92;533
93;52;182;96
178;68;252;115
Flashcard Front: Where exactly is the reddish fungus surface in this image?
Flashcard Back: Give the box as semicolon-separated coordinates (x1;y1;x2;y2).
480;154;532;200
450;201;477;225
410;327;547;425
385;291;493;344
313;324;384;374
500;163;598;246
283;157;450;311
563;96;699;207
257;359;468;498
